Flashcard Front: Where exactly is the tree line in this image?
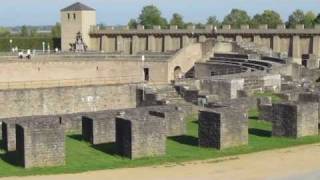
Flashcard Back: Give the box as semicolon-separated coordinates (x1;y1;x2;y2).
127;6;320;29
0;23;61;38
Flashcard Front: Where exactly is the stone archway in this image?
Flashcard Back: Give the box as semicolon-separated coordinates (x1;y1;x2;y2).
174;66;182;80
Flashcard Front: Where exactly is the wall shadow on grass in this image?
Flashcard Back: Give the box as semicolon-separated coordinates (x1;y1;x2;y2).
249;128;272;137
91;142;118;156
0;151;21;167
169;135;198;146
249;116;259;120
192;120;198;125
68;134;83;142
0;139;3;150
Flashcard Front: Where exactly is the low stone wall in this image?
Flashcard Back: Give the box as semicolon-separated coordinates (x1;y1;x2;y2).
0;84;137;119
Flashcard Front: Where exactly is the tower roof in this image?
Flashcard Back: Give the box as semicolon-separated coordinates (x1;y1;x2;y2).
61;2;95;12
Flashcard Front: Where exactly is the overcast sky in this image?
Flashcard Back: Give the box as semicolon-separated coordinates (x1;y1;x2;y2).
0;0;319;26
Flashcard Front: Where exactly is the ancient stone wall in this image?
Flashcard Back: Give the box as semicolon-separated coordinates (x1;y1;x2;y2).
0;84;137;119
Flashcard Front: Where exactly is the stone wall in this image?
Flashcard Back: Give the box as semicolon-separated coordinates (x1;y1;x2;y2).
90;25;320;59
0;84;137;119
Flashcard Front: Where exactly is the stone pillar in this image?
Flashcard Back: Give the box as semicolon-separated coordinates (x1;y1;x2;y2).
198;108;248;150
101;35;107;52
16;118;65;168
253;35;261;45
273;35;281;53
182;35;190;48
148;35;156;52
292;35;302;64
116;35;124;53
236;35;243;42
132;35;139;54
312;35;320;57
272;102;318;138
116;115;166;159
164;35;173;52
199;35;206;43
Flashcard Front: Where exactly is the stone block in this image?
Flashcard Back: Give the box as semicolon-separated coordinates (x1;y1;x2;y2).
148;105;186;137
259;104;273;122
198;107;248;150
257;97;272;110
272;102;318;138
298;92;320;124
1;119;17;151
116;114;166;159
15;117;65;168
82;111;117;145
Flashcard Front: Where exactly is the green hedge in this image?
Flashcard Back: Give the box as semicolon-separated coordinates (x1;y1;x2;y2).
0;37;61;52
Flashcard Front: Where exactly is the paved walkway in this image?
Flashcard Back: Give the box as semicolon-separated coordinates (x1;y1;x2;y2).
2;144;320;180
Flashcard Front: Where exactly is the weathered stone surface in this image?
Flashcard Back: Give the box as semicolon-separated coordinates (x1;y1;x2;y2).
82;111;118;145
298;92;320;124
198;107;248;150
259;104;274;122
208;97;257;113
257;97;272;109
1;119;17;151
15;116;65;168
116;114;166;159
272;101;318;138
148;105;186;137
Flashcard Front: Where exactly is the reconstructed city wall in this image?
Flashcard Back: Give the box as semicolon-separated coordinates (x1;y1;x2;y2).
0;84;137;119
90;25;320;60
0;58;143;85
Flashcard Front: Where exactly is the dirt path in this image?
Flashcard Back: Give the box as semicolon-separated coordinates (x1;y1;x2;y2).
2;144;320;180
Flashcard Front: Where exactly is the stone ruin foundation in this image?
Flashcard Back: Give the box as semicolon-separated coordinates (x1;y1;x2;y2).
1;119;17;152
198;107;248;150
257;97;273;122
272;101;319;138
82;111;117;145
115;114;166;159
15;116;65;168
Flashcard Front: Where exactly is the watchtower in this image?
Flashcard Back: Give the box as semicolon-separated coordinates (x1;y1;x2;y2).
60;2;96;51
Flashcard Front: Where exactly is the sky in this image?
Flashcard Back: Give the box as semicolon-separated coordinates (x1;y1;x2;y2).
0;0;319;26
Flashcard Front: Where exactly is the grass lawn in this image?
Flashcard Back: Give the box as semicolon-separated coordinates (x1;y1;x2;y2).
1;110;320;177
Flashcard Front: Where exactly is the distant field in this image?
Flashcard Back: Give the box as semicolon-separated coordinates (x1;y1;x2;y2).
1;107;320;177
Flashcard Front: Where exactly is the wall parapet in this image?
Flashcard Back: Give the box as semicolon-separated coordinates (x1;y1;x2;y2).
90;24;320;36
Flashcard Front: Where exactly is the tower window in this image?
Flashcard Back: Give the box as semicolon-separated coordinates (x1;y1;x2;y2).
73;13;76;20
67;13;70;20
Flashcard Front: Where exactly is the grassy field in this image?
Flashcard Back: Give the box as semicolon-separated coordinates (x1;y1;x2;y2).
1;109;320;177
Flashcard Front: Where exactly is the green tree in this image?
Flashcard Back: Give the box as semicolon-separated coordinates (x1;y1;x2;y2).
30;28;37;37
51;23;61;37
206;16;220;27
315;13;320;25
222;9;251;28
304;11;316;28
0;27;10;37
286;9;305;28
20;25;29;36
170;13;185;28
138;5;168;29
128;19;138;29
251;10;283;28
